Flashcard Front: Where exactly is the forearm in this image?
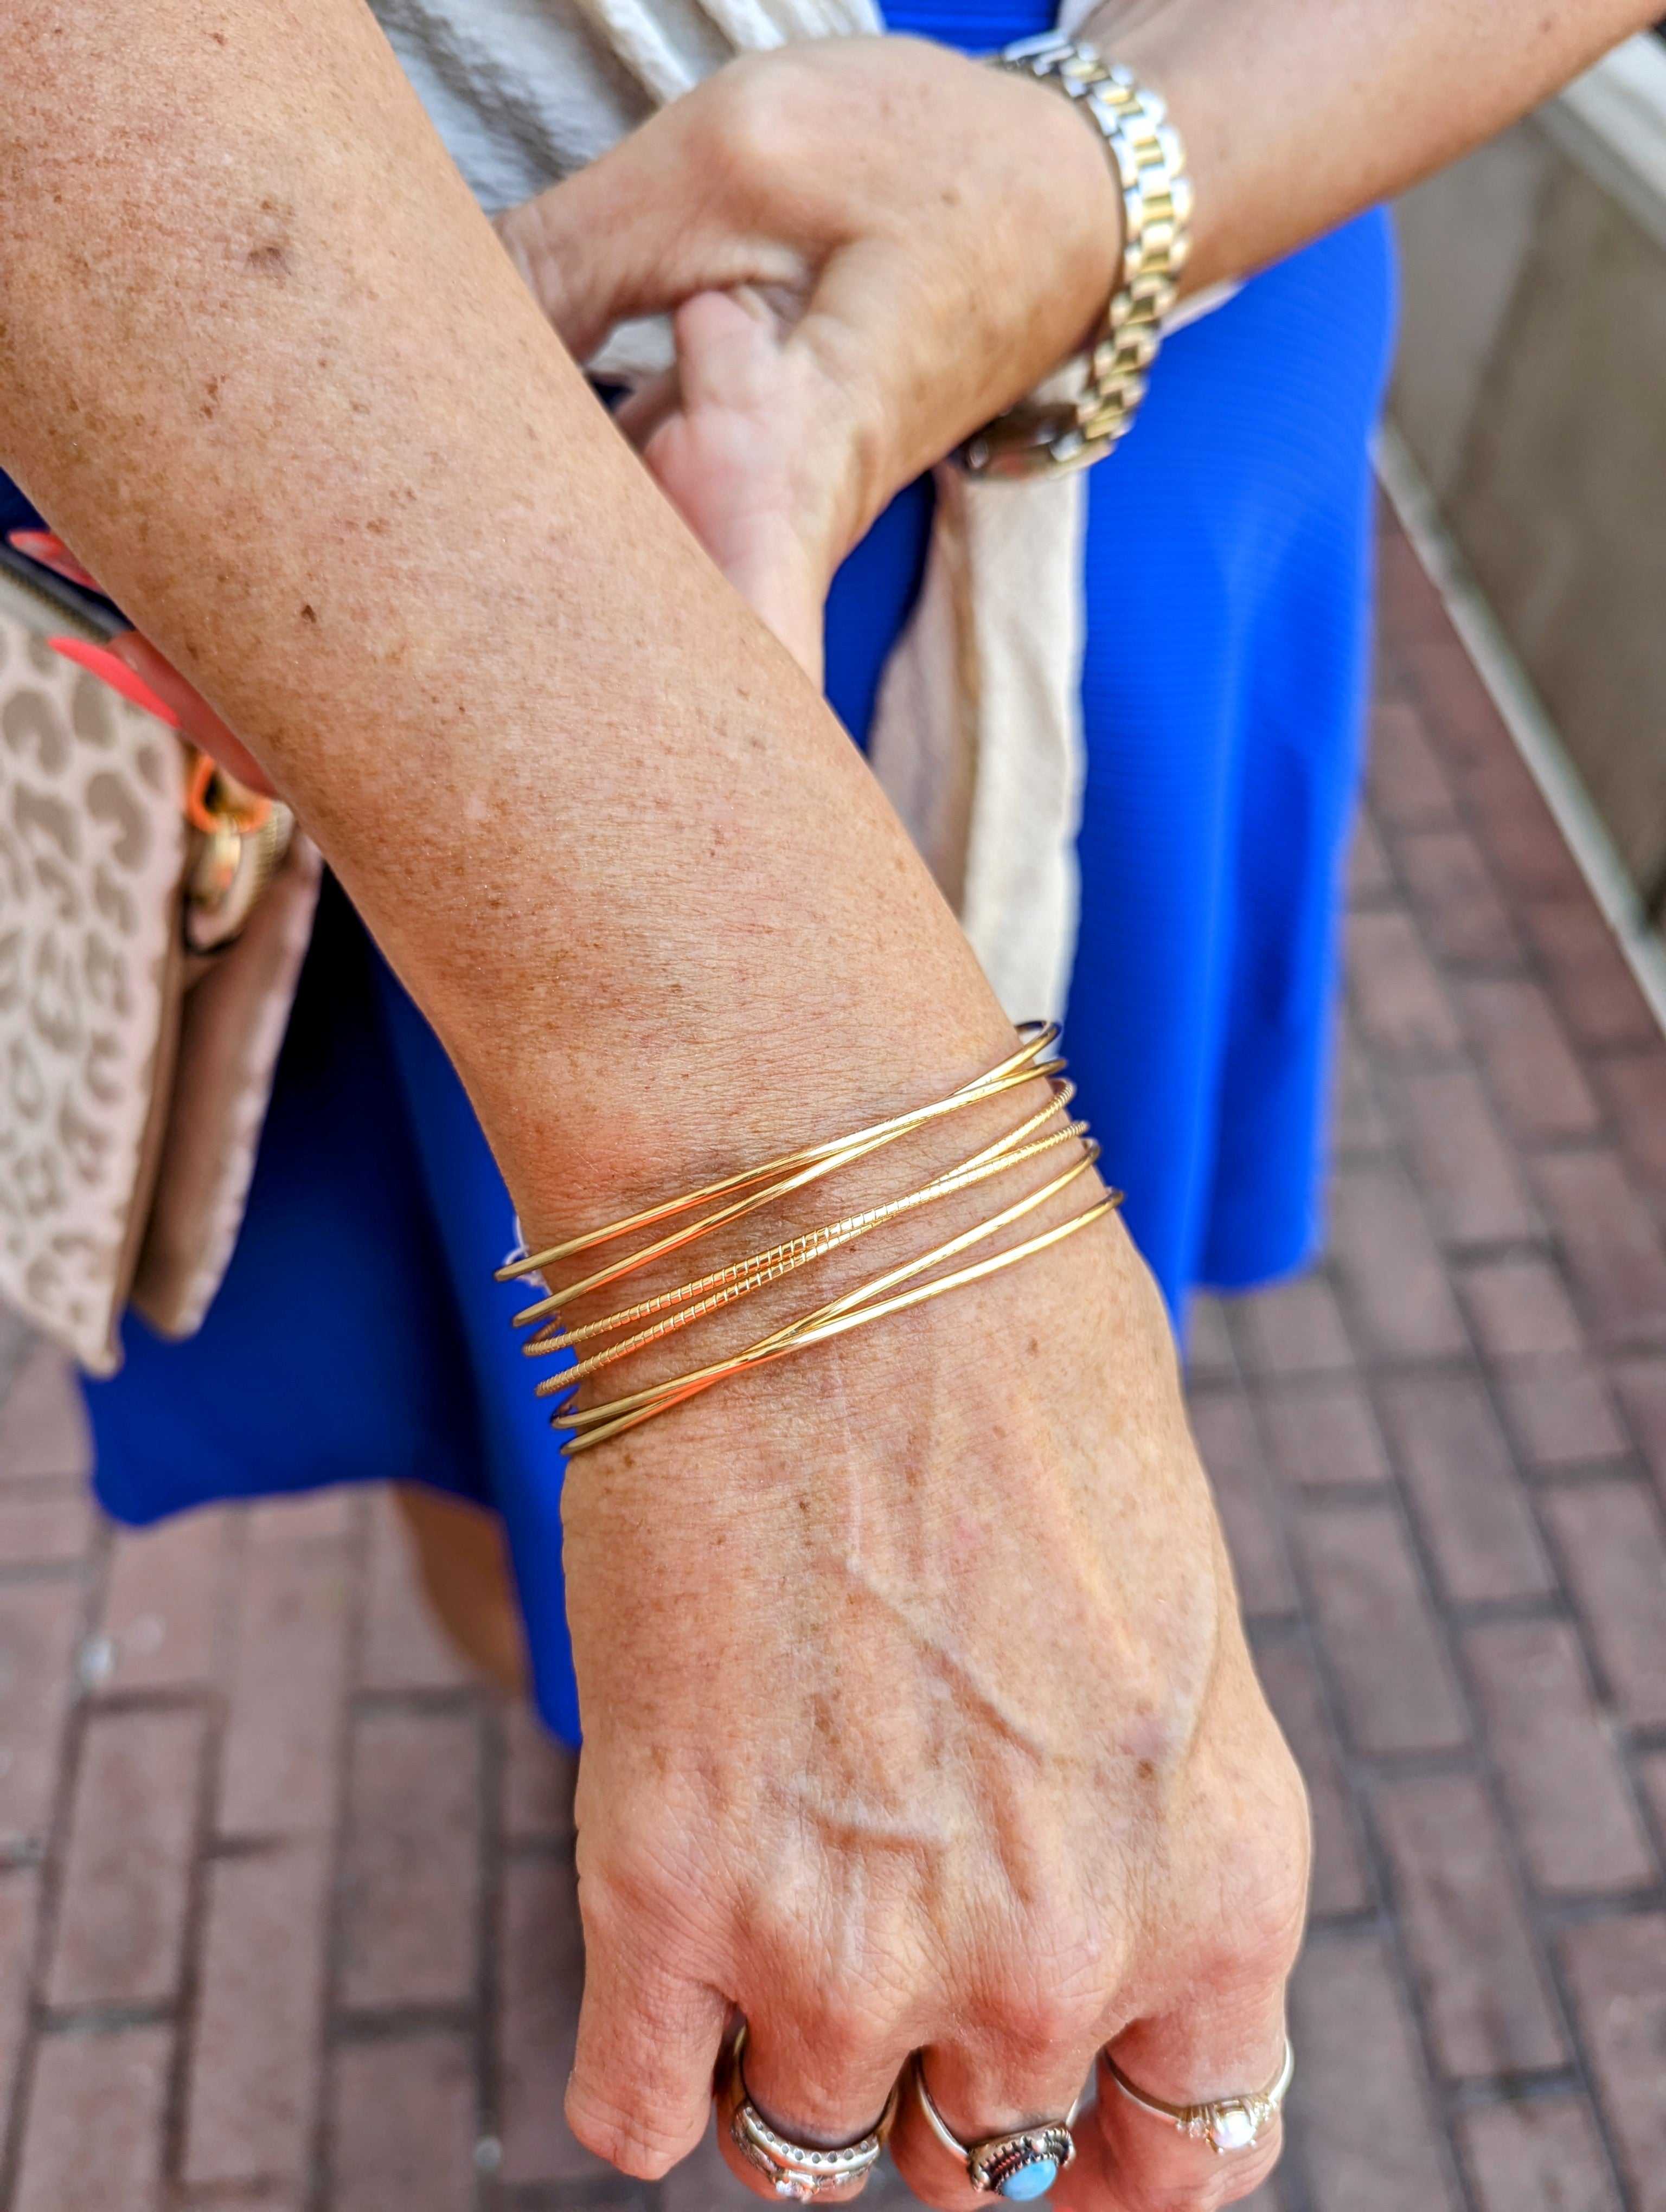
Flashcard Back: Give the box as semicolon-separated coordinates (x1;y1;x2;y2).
0;1;1008;1226
1087;0;1658;292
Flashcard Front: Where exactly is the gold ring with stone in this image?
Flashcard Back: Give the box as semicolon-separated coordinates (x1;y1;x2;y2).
1104;2038;1294;2156
718;2025;899;2203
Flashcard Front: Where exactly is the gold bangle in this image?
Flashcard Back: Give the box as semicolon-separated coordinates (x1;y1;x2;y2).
497;1023;1062;1302
531;1114;1091;1390
497;1027;1119;1457
525;1081;1078;1358
521;1083;1082;1369
553;1150;1111;1459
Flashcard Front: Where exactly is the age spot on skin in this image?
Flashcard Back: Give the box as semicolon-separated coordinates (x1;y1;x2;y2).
299;605;317;624
246;199;295;280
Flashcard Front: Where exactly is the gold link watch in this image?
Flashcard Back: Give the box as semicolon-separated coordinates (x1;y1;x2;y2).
961;33;1192;478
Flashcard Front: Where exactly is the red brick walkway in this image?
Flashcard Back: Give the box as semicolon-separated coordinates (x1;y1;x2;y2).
0;505;1662;2210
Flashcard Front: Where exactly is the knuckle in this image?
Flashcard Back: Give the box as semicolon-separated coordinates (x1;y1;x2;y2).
564;2077;702;2182
1229;1792;1313;1978
991;1982;1103;2067
1183;1732;1312;1990
754;1951;912;2078
1209;1863;1308;1997
986;1924;1109;2064
577;1837;712;1969
1201;2126;1284;2209
791;1980;893;2069
702;55;806;194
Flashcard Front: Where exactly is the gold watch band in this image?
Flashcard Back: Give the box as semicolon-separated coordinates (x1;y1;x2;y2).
962;35;1192;478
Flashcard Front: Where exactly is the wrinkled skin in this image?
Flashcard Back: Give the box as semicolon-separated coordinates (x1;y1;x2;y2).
499;67;1311;2194
558;1185;1308;2210
10;41;1308;2209
27;7;1650;2203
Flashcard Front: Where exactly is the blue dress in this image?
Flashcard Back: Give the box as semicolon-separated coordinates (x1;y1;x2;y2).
70;0;1396;1746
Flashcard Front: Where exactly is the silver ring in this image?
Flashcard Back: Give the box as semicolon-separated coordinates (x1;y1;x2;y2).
911;2057;1080;2201
721;2026;899;2202
1104;2038;1294;2156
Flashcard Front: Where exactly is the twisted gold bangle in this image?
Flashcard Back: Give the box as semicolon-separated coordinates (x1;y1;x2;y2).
496;1023;1062;1307
530;1111;1091;1390
497;1025;1118;1457
522;1077;1078;1351
553;1152;1114;1456
523;1084;1075;1360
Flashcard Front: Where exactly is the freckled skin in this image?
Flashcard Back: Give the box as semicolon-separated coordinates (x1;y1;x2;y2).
1;4;1651;2210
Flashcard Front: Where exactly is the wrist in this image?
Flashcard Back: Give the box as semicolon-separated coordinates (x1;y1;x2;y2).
495;1012;1109;1464
962;38;1187;478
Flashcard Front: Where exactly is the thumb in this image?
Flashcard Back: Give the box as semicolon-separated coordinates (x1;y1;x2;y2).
641;290;838;680
494;124;808;365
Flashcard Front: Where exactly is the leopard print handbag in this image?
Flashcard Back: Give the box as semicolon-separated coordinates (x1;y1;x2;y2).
0;569;319;1374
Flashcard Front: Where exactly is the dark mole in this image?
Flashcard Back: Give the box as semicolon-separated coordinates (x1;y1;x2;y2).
299;604;317;623
1137;1759;1155;1783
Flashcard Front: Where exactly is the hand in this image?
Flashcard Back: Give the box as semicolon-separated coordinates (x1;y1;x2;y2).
552;1111;1307;2212
495;37;1124;674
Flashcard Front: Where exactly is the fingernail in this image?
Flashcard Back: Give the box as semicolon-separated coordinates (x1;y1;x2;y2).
47;634;181;727
8;530;102;593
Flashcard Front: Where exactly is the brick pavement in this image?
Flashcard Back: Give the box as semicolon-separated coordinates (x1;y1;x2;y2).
0;501;1662;2209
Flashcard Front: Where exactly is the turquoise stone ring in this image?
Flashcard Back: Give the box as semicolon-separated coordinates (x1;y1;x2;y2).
999;2157;1059;2200
911;2060;1079;2200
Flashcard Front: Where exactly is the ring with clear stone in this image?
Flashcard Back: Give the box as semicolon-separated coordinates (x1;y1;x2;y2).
719;2026;899;2203
911;2058;1081;2201
1104;2039;1295;2156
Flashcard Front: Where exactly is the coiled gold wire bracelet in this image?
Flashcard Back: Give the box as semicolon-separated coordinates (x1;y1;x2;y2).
496;1023;1119;1456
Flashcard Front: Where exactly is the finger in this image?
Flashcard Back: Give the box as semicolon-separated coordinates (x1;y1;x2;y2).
1048;1628;1306;2209
564;1859;730;2180
1054;2012;1290;2212
718;1991;913;2207
562;1822;726;2185
8;528;104;593
888;2025;1105;2211
640;291;831;679
495;114;809;362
